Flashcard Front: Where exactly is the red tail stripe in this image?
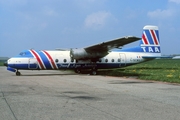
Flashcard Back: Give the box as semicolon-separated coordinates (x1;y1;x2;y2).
150;30;158;45
30;50;45;69
43;50;57;69
142;33;148;45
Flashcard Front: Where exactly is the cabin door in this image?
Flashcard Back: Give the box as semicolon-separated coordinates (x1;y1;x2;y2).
28;58;38;69
119;53;126;67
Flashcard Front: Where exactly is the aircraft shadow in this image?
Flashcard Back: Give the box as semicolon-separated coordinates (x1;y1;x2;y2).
19;73;77;76
109;81;153;84
15;68;157;77
98;69;146;77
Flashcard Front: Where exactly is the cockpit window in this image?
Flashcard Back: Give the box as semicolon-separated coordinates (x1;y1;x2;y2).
19;52;26;56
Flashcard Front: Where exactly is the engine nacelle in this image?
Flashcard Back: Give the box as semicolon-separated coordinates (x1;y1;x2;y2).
70;48;107;60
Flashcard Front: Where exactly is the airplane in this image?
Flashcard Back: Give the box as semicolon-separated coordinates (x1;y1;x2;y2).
4;25;162;76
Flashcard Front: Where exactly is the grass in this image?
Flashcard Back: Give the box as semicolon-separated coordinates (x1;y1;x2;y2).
98;59;180;84
0;62;3;66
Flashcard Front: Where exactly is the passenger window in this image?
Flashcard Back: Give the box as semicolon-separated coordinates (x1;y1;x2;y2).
105;59;108;62
55;59;59;63
63;59;67;63
118;59;121;62
111;59;114;62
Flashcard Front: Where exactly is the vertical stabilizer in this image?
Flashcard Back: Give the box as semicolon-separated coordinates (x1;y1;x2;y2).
140;25;161;53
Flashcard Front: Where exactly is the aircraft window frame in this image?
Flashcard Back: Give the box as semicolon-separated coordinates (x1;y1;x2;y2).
105;59;108;63
118;58;121;62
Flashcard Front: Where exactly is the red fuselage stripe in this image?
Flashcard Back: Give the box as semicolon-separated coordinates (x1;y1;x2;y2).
30;50;45;69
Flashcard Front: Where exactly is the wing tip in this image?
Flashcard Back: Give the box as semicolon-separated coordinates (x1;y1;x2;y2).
124;36;141;40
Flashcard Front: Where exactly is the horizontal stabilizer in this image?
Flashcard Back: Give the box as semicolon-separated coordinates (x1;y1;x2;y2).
142;56;172;59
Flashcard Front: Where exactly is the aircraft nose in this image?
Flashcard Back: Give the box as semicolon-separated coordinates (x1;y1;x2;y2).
4;62;8;67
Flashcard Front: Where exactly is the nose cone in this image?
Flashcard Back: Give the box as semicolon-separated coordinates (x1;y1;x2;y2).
4;62;8;67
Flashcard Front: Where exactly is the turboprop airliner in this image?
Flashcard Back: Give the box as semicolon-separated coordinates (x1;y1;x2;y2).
4;25;162;76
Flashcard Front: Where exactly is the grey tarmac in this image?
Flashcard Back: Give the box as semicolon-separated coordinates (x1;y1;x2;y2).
0;67;180;120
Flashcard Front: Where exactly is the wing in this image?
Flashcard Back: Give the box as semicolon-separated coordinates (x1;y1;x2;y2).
84;36;141;53
70;36;141;60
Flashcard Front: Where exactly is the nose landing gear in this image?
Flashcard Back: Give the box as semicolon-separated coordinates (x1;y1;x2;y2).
16;70;21;76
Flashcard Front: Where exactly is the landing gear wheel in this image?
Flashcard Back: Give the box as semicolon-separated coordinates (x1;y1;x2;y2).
16;71;21;76
75;69;81;74
91;68;97;75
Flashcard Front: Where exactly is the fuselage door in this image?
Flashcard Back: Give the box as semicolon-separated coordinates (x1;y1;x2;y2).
119;53;126;67
28;58;38;69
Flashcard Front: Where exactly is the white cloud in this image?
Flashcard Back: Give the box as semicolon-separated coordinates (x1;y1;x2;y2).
43;7;58;17
84;11;112;29
147;9;174;19
148;0;180;20
169;0;180;4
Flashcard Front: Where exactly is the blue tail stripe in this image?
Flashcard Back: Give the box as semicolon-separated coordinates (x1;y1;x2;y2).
155;30;160;42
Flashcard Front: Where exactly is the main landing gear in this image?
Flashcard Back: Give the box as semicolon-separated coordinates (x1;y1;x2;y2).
91;68;97;75
16;70;21;76
74;68;81;74
75;68;97;75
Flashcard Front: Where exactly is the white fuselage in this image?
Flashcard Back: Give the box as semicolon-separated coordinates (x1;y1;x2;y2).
7;50;160;70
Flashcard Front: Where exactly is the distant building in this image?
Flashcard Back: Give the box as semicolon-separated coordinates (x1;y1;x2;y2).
172;56;180;59
0;57;9;62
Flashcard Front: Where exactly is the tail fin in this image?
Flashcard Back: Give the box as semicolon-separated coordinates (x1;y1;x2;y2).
140;25;161;53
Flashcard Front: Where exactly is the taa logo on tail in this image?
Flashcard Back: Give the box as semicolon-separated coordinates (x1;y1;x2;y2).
141;46;160;53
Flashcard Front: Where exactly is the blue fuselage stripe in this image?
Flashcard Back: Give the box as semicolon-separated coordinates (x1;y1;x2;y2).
38;51;52;69
7;63;131;70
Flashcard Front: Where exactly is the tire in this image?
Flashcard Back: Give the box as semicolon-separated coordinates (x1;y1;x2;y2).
16;71;21;76
75;69;81;74
91;69;97;75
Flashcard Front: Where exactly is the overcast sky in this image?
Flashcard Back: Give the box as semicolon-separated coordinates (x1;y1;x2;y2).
1;0;180;57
